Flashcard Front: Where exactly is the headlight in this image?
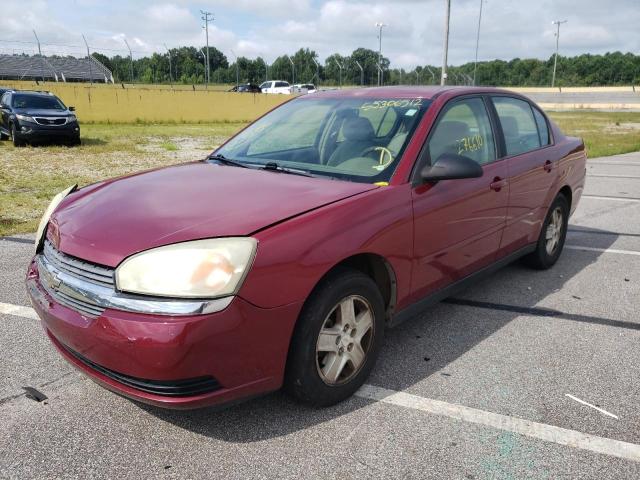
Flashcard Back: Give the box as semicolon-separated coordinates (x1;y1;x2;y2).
35;185;77;253
16;114;35;123
67;114;77;122
116;238;257;298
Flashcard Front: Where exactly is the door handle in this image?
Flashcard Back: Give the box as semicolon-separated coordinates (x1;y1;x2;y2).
490;176;507;192
543;160;553;172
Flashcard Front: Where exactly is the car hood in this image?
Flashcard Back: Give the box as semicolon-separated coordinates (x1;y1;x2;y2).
15;108;70;116
50;162;377;267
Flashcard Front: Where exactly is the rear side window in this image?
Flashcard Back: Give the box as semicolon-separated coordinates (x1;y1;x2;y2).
492;96;541;156
532;107;550;146
427;97;496;166
275;82;289;88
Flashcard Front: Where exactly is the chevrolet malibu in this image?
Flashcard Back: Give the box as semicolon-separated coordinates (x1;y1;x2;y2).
26;87;586;409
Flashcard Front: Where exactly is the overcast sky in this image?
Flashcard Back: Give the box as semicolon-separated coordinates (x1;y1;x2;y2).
2;0;639;68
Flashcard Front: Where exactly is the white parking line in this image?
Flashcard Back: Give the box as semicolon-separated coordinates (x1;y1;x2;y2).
565;245;640;256
582;195;640;203
357;385;640;463
0;302;39;320
565;394;619;419
4;301;640;462
587;174;640;179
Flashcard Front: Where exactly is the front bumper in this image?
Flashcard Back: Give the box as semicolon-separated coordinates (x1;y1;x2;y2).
16;121;80;141
26;259;302;409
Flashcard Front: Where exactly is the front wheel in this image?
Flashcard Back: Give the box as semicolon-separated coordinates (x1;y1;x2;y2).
11;123;25;147
523;193;569;270
284;268;385;407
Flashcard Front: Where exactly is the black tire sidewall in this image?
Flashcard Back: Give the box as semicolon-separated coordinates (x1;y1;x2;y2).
284;268;385;407
531;194;569;269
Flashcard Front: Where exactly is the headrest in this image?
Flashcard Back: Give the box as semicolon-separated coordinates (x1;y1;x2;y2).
343;117;375;141
436;121;470;145
501;116;519;137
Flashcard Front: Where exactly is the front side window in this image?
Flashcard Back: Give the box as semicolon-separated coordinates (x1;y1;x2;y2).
216;96;430;184
259;82;270;89
427;97;496;166
12;94;65;110
492;96;541;156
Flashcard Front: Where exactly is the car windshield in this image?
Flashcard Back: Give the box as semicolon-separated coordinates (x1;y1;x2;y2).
12;94;65;110
215;96;430;183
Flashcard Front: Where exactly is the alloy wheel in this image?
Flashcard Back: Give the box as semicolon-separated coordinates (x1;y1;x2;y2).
316;295;374;385
545;206;564;255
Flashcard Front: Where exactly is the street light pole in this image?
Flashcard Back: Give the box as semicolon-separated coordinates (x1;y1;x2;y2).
123;38;134;83
230;49;239;89
82;34;93;85
287;55;295;85
473;0;484;86
164;43;173;86
200;10;214;85
312;57;320;87
441;0;451;85
551;19;567;88
354;60;364;86
375;22;387;86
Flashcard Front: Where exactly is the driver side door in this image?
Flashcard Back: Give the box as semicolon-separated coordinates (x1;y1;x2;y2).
410;96;509;301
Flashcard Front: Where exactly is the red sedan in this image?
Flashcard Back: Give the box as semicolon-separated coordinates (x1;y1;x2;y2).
26;87;586;409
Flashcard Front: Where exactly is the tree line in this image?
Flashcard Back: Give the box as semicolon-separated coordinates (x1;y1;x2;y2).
89;47;640;87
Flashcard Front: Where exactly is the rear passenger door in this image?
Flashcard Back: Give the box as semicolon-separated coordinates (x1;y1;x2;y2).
490;96;557;253
410;96;508;300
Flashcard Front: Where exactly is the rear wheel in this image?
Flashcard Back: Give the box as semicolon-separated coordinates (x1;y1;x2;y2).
284;268;385;407
11;123;25;147
523;193;569;270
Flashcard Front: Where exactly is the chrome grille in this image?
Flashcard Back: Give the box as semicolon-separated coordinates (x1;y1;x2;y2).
43;240;114;287
40;240;114;317
33;117;67;126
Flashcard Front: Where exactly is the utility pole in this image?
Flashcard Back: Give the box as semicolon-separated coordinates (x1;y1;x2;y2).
551;20;567;88
199;49;207;86
123;38;134;83
415;70;420;85
164;44;173;86
200;10;213;85
82;34;93;84
441;0;451;85
473;0;484;86
354;60;364;86
375;22;387;86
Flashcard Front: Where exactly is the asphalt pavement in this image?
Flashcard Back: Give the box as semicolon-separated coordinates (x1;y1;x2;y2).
1;152;640;479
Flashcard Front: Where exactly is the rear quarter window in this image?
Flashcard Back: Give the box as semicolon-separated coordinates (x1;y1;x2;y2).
532;107;550;146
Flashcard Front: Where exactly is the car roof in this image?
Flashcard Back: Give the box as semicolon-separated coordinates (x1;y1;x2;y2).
11;90;55;97
309;85;517;100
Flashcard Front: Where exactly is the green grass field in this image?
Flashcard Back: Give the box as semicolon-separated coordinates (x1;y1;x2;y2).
1;112;639;237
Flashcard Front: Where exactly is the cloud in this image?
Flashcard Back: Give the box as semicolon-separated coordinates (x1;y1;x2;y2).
0;0;638;68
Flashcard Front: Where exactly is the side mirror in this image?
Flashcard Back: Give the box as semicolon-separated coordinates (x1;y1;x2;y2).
420;153;483;182
68;106;76;111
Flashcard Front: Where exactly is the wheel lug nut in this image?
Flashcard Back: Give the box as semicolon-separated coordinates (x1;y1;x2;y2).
347;344;353;351
343;324;349;332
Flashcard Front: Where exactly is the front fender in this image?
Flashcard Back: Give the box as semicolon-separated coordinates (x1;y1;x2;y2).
239;185;414;310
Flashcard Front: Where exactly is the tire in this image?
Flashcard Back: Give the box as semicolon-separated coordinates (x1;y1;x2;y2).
0;130;8;141
11;123;25;147
523;193;569;270
284;268;385;407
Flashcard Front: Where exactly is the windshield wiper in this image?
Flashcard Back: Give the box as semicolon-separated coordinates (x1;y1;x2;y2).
262;162;313;177
207;154;249;168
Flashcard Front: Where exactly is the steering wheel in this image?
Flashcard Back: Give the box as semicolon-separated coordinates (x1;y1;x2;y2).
359;146;394;170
